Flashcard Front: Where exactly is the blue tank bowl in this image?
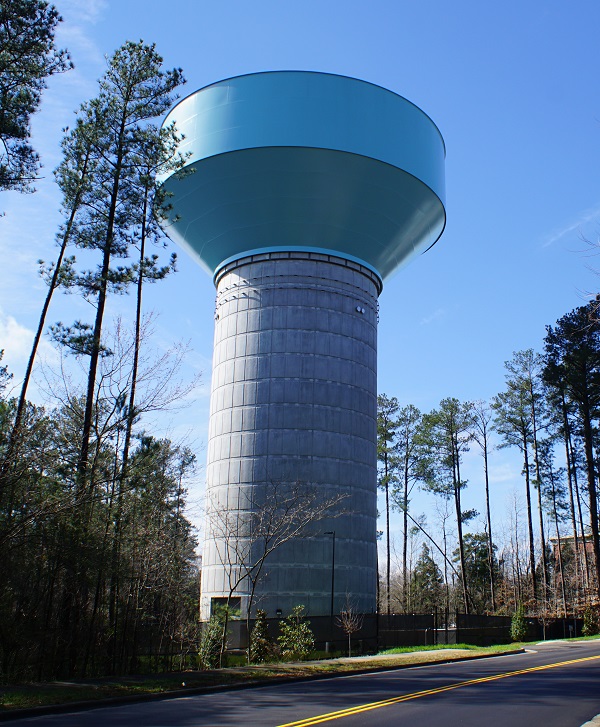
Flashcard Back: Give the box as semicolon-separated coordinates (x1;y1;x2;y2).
159;71;446;283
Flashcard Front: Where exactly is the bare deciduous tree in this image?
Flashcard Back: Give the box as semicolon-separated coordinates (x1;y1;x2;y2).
336;595;364;657
206;480;347;663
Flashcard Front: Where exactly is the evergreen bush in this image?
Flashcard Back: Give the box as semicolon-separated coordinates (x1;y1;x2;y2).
277;605;315;661
198;614;223;669
582;606;599;636
510;604;528;642
249;609;278;663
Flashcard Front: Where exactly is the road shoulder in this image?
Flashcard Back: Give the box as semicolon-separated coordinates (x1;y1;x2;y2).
0;647;524;722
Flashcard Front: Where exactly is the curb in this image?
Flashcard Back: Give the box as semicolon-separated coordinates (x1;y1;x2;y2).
0;649;525;722
581;717;600;727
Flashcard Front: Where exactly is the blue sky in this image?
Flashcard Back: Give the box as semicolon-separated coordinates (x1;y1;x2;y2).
1;0;599;554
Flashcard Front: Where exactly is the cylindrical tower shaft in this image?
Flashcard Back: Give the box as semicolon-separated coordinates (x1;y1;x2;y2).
201;251;380;619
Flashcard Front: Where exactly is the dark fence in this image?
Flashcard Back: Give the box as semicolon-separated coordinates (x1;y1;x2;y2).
228;614;378;654
225;612;585;652
523;616;584;642
454;613;512;646
378;613;436;648
4;612;586;681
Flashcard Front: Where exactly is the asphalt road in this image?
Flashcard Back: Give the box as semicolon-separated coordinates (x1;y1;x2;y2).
10;641;600;727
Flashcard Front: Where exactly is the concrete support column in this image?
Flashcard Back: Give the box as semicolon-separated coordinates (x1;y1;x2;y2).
200;251;380;620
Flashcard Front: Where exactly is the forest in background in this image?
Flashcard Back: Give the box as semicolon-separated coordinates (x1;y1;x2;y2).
377;302;600;622
2;0;600;682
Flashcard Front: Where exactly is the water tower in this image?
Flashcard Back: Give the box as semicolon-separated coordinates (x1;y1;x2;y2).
159;71;445;621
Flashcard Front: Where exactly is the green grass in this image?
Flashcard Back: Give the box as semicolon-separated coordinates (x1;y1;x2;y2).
382;633;600;655
379;643;517;655
381;644;480;655
512;633;600;647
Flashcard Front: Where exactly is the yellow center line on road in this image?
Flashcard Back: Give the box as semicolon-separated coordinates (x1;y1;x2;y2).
276;653;600;727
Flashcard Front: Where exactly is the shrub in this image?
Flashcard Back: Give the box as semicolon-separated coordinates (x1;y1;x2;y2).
198;614;223;669
582;606;599;637
277;605;315;661
510;604;528;642
249;609;278;663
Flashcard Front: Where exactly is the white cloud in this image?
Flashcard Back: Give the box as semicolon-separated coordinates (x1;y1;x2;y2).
489;461;520;486
0;310;57;383
57;0;108;25
419;308;446;325
58;24;105;69
0;312;35;365
52;0;109;90
541;202;600;248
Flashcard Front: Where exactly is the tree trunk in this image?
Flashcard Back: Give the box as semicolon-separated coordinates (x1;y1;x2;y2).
580;399;600;600
513;501;522;605
454;440;469;614
561;393;583;598
76;112;128;490
1;147;90;499
402;455;409;611
482;437;496;611
522;437;538;602
106;177;150;670
385;450;391;615
530;392;549;604
550;468;568;618
573;457;591;589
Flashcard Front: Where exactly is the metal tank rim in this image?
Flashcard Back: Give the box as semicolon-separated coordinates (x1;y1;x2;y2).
213;247;384;294
166;69;446;155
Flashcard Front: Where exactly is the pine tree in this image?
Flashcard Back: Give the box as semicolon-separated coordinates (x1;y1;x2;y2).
471;401;497;611
410;544;444;613
453;533;499;613
0;132;90;488
0;0;72;192
420;398;475;613
492;371;539;604
390;404;425;611
543;356;590;594
16;41;190;676
544;304;600;601
48;41;186;493
377;394;399;614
